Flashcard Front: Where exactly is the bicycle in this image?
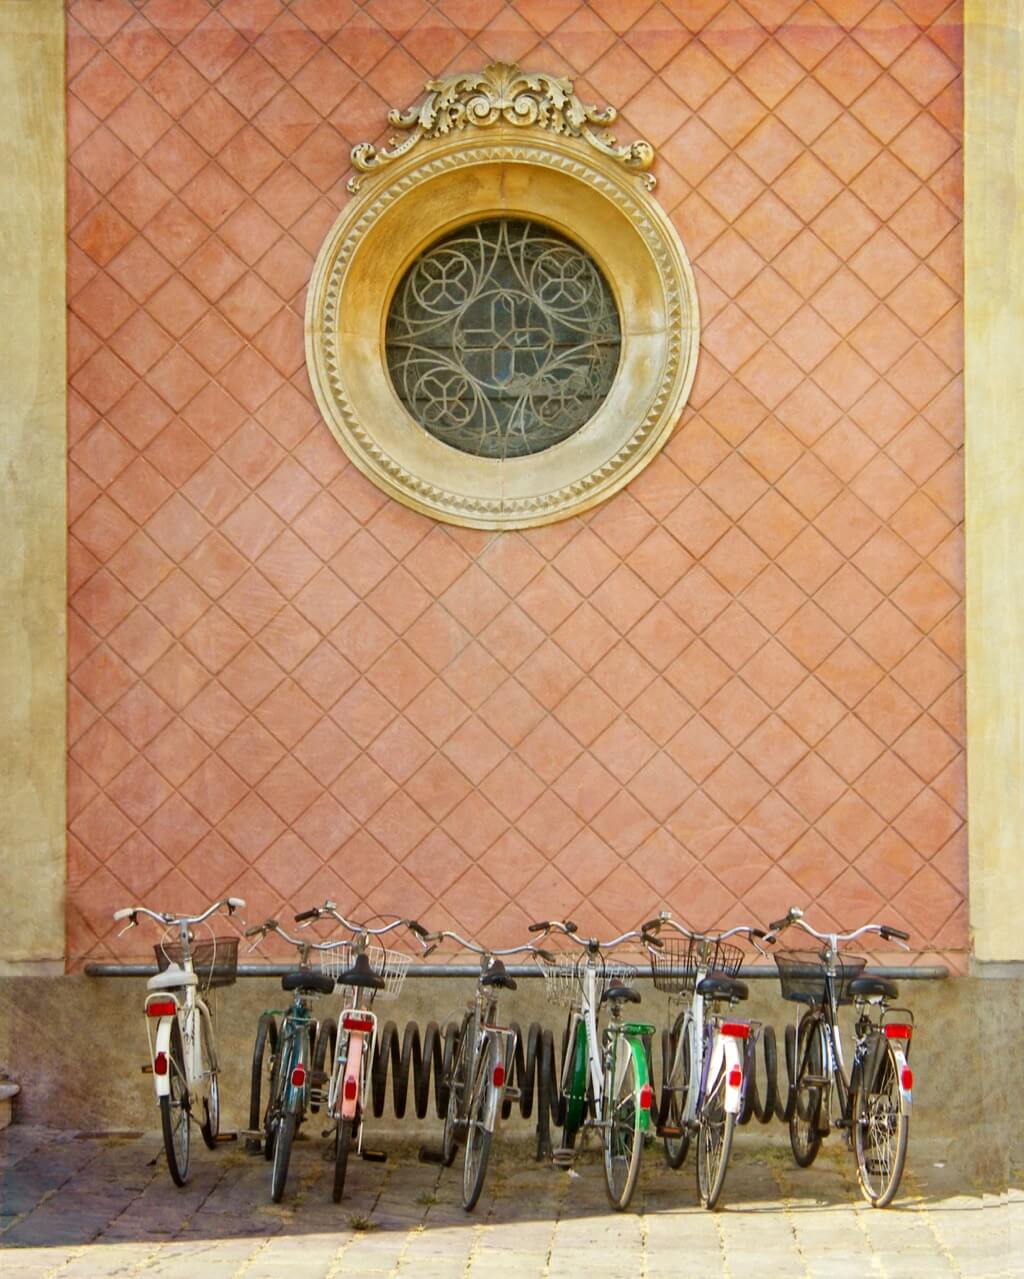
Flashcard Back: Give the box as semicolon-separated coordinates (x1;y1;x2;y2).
423;927;543;1211
766;906;913;1207
533;919;655;1212
243;916;345;1202
291;901;429;1203
113;896;245;1186
641;912;769;1210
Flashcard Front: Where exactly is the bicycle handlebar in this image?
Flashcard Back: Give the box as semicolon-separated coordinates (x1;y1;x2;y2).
765;907;911;950
424;929;550;959
292;902;433;953
536;920;646;951
113;897;246;932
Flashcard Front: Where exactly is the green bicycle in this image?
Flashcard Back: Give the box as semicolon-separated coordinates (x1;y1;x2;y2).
533;920;655;1211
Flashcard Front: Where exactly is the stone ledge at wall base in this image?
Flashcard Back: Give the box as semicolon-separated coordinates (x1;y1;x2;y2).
0;1080;20;1129
0;974;1020;1189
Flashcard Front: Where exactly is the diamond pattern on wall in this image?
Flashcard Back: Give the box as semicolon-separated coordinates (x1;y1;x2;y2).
66;0;965;971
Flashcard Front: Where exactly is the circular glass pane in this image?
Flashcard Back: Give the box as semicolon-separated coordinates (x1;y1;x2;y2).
385;218;621;460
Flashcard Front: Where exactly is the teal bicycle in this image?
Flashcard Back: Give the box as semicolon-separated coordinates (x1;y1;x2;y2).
243;918;344;1202
533;920;654;1211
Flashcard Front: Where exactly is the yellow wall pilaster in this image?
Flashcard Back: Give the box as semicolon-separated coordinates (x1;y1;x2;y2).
965;1;1024;965
0;0;66;971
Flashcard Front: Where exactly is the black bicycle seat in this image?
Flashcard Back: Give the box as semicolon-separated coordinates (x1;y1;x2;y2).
281;969;334;996
601;985;641;1005
848;975;898;1001
696;975;748;1002
337;951;385;991
480;959;517;991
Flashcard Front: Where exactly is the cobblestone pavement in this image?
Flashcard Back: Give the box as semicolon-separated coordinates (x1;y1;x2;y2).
1;1128;1018;1278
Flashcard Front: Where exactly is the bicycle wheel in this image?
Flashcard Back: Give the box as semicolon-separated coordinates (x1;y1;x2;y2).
790;1014;825;1168
462;1043;494;1211
603;1037;643;1211
270;1109;296;1203
248;1013;278;1156
661;1012;691;1169
696;1062;736;1210
442;1019;468;1167
199;1012;219;1150
333;1116;353;1203
312;1017;336;1115
160;1020;191;1186
852;1041;909;1207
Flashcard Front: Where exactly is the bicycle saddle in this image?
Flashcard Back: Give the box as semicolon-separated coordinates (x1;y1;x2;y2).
848;975;898;1001
696;975;748;1002
281;969;335;996
147;965;197;991
337;951;385;990
480;958;517;991
601;985;641;1005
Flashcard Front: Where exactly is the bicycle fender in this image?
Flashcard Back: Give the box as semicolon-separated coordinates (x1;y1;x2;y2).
564;1025;589;1133
890;1044;912;1115
341;1033;363;1120
708;1035;744;1116
484;1029;516;1133
625;1033;654;1133
151;1016;175;1100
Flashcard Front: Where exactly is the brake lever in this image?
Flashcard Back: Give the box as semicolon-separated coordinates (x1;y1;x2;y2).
116;918;137;939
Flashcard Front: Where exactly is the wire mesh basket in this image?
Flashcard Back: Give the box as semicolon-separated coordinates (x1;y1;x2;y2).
319;944;413;1000
154;937;238;989
647;935;744;996
537;954;637;1008
774;949;867;1006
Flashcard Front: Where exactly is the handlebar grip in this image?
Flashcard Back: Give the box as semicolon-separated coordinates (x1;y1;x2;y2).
642;918;662;933
294;908;320;922
645;935;665;949
227;897;245;910
528;921;549;933
243;925;264;938
407;920;428;938
113;907;135;921
563;920;578;934
767;916;790;933
881;925;910;941
751;928;766;939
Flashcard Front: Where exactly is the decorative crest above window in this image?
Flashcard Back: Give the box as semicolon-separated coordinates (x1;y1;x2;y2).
348;61;655;193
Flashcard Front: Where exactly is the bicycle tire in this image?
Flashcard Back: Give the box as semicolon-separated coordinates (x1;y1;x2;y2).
661;1012;691;1169
789;1013;824;1168
199;1012;219;1150
561;1018;588;1150
603;1036;644;1212
160;1020;190;1186
333;1116;353;1204
270;1109;296;1203
696;1064;735;1210
462;1044;494;1211
442;1017;468;1167
852;1040;909;1208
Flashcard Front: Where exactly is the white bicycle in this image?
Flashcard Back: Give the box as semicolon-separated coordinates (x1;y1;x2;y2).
114;896;245;1185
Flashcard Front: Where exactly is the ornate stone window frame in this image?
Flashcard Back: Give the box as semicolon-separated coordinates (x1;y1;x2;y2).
305;64;700;530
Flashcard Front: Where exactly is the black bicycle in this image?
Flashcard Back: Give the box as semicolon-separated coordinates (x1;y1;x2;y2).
767;907;914;1207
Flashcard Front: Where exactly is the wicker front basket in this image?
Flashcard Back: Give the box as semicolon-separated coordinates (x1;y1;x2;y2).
154;937;239;989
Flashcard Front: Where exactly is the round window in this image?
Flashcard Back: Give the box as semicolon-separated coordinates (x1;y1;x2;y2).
385;218;621;460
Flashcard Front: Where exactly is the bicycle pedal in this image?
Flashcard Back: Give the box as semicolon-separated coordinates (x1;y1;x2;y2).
361;1149;387;1163
419;1145;447;1164
309;1070;330;1086
140;1064;153;1075
239;1129;263;1141
656;1124;684;1139
215;1133;238;1143
551;1148;575;1167
802;1074;829;1087
503;1086;522;1103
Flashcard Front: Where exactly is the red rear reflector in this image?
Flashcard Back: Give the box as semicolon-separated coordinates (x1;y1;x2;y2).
728;1067;742;1088
342;1015;374;1033
901;1067;913;1091
153;1052;168;1076
639;1083;654;1111
291;1065;306;1088
492;1064;506;1089
720;1022;749;1039
343;1077;358;1101
147;1000;176;1017
885;1023;913;1040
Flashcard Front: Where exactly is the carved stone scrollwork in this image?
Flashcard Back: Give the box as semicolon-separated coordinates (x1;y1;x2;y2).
348;61;655;193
